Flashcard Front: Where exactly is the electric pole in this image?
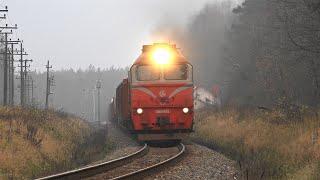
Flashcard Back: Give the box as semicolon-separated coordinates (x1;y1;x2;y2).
25;75;34;106
4;38;20;106
31;77;35;106
18;58;32;106
20;43;24;106
0;38;23;106
0;36;20;106
17;43;28;107
92;89;96;122
3;33;8;105
0;24;18;106
0;7;25;107
45;60;52;110
10;43;14;106
96;80;102;125
0;7;10;106
23;59;32;105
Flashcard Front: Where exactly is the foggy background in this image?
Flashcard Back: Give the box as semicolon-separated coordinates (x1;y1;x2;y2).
2;0;219;69
2;0;319;122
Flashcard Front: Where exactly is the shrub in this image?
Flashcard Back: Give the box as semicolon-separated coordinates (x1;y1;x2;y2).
0;107;98;179
193;106;320;179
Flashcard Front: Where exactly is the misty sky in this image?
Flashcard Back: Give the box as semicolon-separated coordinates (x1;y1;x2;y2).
3;0;228;70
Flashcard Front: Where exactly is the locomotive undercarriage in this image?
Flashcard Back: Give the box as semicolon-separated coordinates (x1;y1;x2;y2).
137;133;187;142
134;129;193;142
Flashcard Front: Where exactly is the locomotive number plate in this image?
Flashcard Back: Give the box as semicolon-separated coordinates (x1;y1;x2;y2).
155;109;170;114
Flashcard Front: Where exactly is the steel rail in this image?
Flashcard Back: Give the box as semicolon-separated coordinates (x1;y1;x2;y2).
36;144;148;180
111;143;185;180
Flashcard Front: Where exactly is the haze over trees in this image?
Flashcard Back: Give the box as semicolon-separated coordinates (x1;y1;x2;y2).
0;60;127;122
188;1;320;178
167;0;320;110
28;66;127;121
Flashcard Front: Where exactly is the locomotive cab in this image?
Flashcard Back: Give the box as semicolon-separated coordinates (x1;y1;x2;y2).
131;63;193;83
128;44;194;142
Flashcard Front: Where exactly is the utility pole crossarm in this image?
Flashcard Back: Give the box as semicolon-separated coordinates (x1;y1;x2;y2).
12;52;28;56
0;31;13;35
0;14;6;19
0;40;20;43
0;6;8;20
0;24;18;29
0;6;8;12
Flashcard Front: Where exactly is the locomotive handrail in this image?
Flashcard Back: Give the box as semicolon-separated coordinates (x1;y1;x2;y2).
36;144;148;180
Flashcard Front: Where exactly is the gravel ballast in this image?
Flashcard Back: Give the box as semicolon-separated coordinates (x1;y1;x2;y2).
89;126;238;179
148;143;238;180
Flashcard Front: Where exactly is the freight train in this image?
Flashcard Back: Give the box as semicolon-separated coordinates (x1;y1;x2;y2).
110;43;194;142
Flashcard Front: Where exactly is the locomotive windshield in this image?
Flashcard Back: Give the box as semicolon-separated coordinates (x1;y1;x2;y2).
136;65;160;81
132;63;192;82
164;64;188;80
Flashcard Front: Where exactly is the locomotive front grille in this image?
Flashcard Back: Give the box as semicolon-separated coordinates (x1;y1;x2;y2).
156;116;170;127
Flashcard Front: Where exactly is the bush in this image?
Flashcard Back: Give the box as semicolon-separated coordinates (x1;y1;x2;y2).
192;106;320;179
0;107;105;179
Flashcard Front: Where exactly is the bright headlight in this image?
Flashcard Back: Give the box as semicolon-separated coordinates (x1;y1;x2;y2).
152;48;172;65
183;108;189;114
137;108;143;114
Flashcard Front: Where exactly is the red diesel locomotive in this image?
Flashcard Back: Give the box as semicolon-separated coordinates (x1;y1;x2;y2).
111;43;194;142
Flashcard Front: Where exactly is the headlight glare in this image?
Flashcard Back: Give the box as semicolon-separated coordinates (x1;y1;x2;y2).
183;108;189;114
137;108;143;114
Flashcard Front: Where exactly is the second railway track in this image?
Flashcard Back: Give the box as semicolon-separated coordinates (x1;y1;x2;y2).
37;143;185;180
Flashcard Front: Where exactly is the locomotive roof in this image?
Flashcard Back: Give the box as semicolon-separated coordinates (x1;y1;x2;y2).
132;43;189;65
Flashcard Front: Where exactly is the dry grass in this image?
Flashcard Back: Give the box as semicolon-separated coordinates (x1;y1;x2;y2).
0;107;93;179
192;107;320;179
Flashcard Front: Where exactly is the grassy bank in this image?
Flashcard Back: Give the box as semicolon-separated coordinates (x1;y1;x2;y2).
192;107;320;179
0;107;107;179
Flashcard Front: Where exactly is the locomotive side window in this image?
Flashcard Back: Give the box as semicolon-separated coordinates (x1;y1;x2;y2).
164;64;188;80
136;65;160;81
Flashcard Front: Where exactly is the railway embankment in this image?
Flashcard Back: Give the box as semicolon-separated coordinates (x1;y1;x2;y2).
33;121;239;179
192;107;320;179
148;143;238;180
103;127;238;179
0;107;108;179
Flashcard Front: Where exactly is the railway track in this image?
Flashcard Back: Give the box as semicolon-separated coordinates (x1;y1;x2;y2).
37;143;185;180
36;144;148;180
